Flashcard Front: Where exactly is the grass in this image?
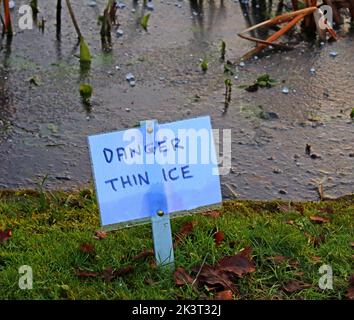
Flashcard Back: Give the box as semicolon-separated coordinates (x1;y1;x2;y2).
0;189;353;300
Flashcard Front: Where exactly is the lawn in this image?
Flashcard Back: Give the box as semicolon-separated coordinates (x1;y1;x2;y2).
0;189;353;300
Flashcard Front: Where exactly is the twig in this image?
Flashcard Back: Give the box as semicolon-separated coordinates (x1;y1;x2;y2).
65;0;82;39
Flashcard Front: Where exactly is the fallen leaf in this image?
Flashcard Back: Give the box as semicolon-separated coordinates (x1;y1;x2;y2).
174;267;194;286
0;229;12;244
75;270;99;278
217;246;256;277
196;264;239;294
132;249;154;261
174;221;197;246
202;210;222;218
317;207;334;214
214;231;225;247
214;290;233;300
311;256;322;263
347;287;354;300
270;255;288;263
79;243;95;253
93;230;108;240
346;275;354;300
305;233;326;247
284;220;295;225
309;216;330;224
282;280;311;293
102;266;134;282
350;242;354;248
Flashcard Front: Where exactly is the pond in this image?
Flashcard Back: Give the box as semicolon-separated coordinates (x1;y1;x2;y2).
0;0;353;200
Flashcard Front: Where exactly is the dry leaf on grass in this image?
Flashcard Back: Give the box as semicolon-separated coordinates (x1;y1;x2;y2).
217;246;256;277
214;231;225;247
93;230;108;240
196;264;239;294
347;275;354;300
214;290;234;300
0;229;12;244
174;267;194;286
309;216;330;224
282;279;311;293
132;249;154;261
174;221;197;246
202;210;222;218
75;270;99;278
79;243;95;253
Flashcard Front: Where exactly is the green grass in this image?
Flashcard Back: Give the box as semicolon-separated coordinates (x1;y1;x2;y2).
0;190;353;300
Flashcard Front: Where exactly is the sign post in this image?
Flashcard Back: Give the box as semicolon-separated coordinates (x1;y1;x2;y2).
140;119;174;269
88;116;221;270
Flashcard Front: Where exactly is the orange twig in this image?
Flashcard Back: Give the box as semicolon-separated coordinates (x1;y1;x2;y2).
3;0;12;35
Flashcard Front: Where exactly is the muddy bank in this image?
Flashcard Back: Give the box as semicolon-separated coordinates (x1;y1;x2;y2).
0;0;353;200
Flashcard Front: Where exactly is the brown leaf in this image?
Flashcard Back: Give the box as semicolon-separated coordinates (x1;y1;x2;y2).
347;275;354;300
217;246;256;278
202;210;222;218
132;249;154;261
214;231;225;247
309;216;330;224
197;264;239;294
214;290;234;300
174;267;194;286
347;287;354;300
94;230;108;240
75;270;99;278
311;256;322;263
317;207;334;214
349;275;354;286
270;255;287;263
0;229;12;244
350;242;354;248
282;280;311;293
102;266;134;282
79;243;95;253
174;221;197;246
284;220;295;225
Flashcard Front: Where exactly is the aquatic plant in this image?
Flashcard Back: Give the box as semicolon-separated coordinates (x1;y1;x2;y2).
200;58;209;72
100;0;117;52
79;36;92;64
224;79;232;110
79;84;93;105
220;40;226;61
140;13;150;32
30;0;39;16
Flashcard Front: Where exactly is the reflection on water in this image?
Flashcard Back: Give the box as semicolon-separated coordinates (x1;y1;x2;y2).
239;0;272;39
0;36;13;139
188;0;227;47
